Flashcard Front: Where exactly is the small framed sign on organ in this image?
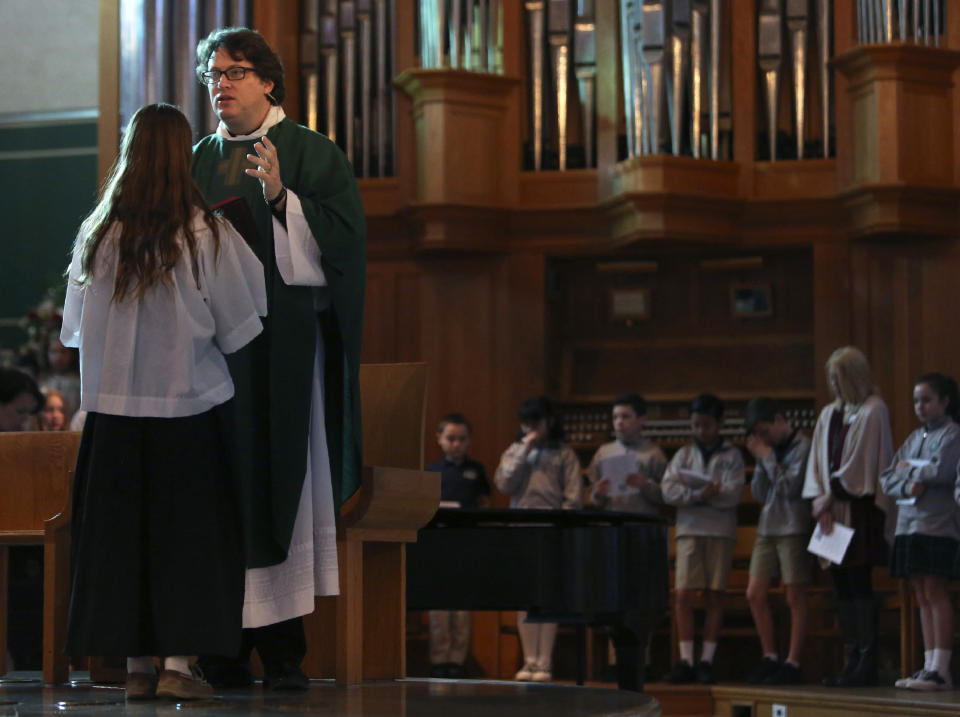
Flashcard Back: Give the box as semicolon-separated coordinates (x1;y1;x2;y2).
730;282;773;318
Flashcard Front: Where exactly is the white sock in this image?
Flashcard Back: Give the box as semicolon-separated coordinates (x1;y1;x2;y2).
933;648;952;677
701;641;717;664
126;656;154;675
925;649;935;671
163;656;191;676
679;641;694;664
764;652;778;661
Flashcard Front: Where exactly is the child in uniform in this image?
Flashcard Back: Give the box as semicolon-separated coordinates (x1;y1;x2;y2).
495;396;582;682
743;397;812;685
588;393;667;518
882;373;960;691
661;394;745;684
425;412;491;678
62;103;267;701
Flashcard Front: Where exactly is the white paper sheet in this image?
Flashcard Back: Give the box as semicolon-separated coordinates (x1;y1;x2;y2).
807;522;855;564
896;496;917;506
677;468;712;489
599;453;640;496
907;458;931;468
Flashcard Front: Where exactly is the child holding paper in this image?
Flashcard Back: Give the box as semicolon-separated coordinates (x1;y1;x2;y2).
661;394;745;684
881;373;960;691
802;347;893;688
588;393;667;518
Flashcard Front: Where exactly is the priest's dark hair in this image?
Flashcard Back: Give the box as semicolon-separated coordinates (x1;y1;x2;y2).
196;27;286;105
72;103;221;302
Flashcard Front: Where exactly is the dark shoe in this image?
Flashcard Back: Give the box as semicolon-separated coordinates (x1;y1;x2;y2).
663;659;696;684
765;661;803;686
156;668;213;700
195;655;253;688
430;663;448;678
264;661;309;691
445;663;465;679
837;598;878;687
695;660;715;685
748;657;780;684
822;600;858;687
125;671;159;700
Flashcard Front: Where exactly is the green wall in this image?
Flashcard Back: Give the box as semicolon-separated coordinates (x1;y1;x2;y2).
0;111;98;353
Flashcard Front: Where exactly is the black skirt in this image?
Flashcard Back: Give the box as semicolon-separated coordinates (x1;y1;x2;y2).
890;533;960;579
65;405;244;658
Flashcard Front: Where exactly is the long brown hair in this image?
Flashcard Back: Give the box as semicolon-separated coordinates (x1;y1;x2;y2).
72;103;219;301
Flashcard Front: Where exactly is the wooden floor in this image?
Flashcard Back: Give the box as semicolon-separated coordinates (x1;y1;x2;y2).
0;673;658;716
644;682;960;717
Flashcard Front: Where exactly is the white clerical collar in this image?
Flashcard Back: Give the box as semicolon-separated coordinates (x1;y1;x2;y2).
216;105;286;140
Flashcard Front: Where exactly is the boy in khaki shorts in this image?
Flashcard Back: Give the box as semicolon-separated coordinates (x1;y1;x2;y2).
743;397;812;685
661;394;745;684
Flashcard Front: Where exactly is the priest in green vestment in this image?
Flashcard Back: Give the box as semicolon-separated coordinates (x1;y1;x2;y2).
191;27;365;690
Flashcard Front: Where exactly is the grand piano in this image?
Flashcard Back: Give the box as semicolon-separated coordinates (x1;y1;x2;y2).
406;508;669;691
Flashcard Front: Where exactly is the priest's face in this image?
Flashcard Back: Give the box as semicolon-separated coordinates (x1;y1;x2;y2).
207;47;275;135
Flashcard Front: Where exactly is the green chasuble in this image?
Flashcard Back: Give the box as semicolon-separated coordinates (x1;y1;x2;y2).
192;118;366;568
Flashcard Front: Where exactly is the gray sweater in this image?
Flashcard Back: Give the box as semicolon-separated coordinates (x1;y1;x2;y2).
587;438;667;518
881;418;960;540
494;442;584;510
751;430;812;537
661;440;745;540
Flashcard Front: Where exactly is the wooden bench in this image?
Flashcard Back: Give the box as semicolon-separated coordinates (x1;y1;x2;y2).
0;431;80;683
302;362;440;685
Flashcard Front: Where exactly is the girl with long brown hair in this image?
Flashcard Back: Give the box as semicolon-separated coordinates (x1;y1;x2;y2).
61;103;266;701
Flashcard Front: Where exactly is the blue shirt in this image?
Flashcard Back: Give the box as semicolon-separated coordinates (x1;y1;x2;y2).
426;457;491;509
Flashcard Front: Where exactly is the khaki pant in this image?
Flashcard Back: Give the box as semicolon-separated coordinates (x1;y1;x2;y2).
429;610;472;665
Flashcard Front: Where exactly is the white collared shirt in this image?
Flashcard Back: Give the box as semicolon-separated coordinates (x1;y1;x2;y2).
61;213;267;418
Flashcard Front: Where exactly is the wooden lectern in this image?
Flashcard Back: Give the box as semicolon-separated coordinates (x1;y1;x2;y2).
303;362;439;684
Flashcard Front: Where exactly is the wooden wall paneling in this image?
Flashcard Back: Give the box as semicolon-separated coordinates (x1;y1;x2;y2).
362;268;398;363
492;253;547;503
302;595;337;678
952;4;960;184
470;611;502;679
254;2;300;124
731;0;756;193
889;252;921;442
395;270;423;362
418;259;499;471
812;242;851;407
920;242;960;378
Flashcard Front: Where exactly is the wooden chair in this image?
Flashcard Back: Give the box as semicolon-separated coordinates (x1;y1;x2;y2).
0;431;80;684
303;362;440;685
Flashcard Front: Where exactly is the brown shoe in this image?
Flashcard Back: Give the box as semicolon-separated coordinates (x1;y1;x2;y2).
125;671;159;700
156;668;213;700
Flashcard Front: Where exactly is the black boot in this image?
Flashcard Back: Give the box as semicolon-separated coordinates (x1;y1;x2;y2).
838;598;878;687
822;600;859;687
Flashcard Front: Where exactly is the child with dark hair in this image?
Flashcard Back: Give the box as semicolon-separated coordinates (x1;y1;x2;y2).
743;397;812;685
661;393;745;684
882;373;960;691
588;393;667;518
425;412;490;678
495;396;582;682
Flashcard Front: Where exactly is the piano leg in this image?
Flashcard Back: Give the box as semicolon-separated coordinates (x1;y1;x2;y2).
611;625;648;692
575;624;586;686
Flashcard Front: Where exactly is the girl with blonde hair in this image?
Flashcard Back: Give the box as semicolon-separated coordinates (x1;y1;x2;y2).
802;346;893;686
